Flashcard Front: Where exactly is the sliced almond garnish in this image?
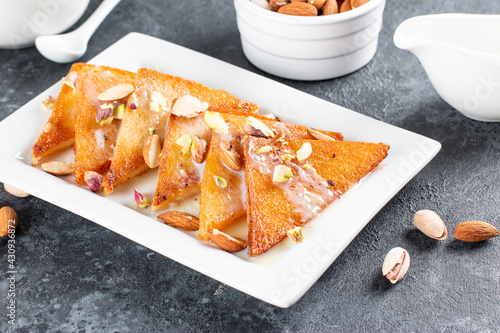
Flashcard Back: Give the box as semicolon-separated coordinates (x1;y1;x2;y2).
204;111;228;134
97;83;135;102
158;211;200;231
245;116;275;138
175;134;193;156
171;95;209;117
273;165;292;183
41;161;75;176
296;142;312;161
207;228;248;252
256;146;272;154
218;144;242;171
143;134;162;168
308;128;335;141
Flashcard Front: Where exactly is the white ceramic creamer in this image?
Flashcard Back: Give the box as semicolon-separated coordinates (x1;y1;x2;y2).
394;14;500;122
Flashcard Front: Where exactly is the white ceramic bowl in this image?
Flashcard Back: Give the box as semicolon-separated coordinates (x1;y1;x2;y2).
234;0;386;80
0;0;90;49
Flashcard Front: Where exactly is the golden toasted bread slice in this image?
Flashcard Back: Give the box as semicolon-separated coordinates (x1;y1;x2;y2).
32;63;90;165
103;68;258;195
198;112;344;241
244;137;389;256
73;67;136;185
151;113;210;211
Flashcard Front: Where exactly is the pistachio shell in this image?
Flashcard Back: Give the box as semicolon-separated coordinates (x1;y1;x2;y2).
382;247;410;284
413;209;447;240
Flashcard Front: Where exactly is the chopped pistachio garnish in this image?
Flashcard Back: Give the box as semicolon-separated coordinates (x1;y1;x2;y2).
204;111;228;134
279;154;294;162
42;96;56;110
287;227;304;244
175;133;193;156
214;175;228;189
148;127;156;135
61;71;77;89
302;163;311;170
113;104;125;119
296;142;312;162
134;188;150;209
272;165;292;183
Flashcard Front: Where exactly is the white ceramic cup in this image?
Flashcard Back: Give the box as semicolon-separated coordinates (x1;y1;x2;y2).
234;0;386;80
0;0;89;49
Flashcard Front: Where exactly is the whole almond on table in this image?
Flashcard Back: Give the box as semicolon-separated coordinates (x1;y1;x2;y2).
322;0;338;15
158;211;200;231
0;206;18;237
454;221;499;242
278;2;318;16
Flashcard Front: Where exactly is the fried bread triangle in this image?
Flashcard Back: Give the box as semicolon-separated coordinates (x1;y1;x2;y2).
103;68;258;195
73;66;136;184
198;112;344;241
32;63;90;165
244;137;389;256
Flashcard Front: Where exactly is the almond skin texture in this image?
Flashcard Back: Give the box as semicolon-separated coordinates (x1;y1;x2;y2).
278;2;318;16
340;0;352;12
454;221;499;242
351;0;370;8
308;0;327;10
0;206;18;237
322;0;339;15
270;0;290;11
207;228;248;252
158;211;200;231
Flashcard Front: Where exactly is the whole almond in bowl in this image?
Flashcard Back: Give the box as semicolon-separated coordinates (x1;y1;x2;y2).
454;221;499;242
234;0;386;80
413;209;447;240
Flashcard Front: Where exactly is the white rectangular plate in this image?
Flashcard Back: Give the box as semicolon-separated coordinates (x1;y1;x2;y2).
0;33;440;308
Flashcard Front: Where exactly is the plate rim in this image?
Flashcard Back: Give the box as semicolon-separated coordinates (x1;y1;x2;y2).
0;32;441;308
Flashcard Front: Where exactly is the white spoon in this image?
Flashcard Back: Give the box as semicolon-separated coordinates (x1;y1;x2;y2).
35;0;122;63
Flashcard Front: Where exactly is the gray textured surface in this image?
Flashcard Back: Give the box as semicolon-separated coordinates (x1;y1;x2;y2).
1;0;499;332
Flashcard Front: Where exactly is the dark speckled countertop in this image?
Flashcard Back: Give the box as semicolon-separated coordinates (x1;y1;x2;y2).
1;0;499;332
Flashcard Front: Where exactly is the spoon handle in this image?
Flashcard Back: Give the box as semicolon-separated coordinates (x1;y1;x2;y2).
75;0;123;41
